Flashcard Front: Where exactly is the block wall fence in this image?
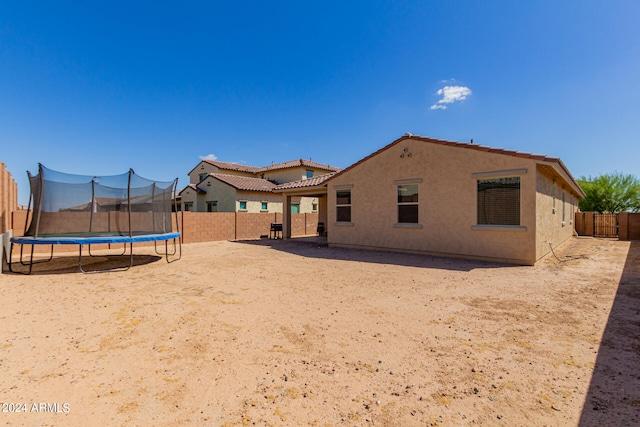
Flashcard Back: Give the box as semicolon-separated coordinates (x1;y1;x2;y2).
9;210;319;255
1;162;19;233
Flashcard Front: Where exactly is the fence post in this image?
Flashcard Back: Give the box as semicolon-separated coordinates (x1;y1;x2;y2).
584;212;594;237
619;212;629;241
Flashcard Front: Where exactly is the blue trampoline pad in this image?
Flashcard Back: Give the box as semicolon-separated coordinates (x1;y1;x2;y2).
12;232;180;245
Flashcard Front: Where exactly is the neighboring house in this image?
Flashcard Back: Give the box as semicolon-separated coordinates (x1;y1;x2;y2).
276;134;586;265
180;159;340;213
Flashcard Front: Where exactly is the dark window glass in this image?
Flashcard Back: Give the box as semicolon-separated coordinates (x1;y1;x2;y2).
397;184;419;223
337;206;351;222
397;184;418;203
336;191;351;205
336;190;351;222
477;177;520;225
398;205;419;223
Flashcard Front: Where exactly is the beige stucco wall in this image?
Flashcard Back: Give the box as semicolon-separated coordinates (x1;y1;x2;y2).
534;165;580;261
262;167;326;184
236;190;283;213
189;162;218;184
199;177;239;212
180;188;199;211
189;161;255;184
327;139;540;265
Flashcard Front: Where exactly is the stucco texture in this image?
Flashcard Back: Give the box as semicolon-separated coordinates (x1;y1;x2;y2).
327;138;581;265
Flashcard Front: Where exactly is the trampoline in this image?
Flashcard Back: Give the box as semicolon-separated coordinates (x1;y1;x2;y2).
9;164;181;274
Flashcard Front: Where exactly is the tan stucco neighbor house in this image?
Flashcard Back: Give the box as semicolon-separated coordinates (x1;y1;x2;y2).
277;134;586;265
180;159;340;213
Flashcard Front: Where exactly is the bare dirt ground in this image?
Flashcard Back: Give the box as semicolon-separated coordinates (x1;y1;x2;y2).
1;237;638;426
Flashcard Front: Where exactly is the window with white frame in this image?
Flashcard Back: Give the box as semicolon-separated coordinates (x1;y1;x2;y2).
336;190;351;222
562;189;566;224
570;194;574;224
397;184;419;223
477;177;520;226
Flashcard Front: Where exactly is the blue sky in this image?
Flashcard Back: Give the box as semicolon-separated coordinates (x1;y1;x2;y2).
2;1;639;204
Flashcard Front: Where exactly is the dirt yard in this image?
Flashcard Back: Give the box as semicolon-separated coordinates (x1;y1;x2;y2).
1;237;639;426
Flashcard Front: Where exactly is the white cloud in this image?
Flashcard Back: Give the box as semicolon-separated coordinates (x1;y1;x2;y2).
429;104;448;110
199;153;218;161
430;85;472;110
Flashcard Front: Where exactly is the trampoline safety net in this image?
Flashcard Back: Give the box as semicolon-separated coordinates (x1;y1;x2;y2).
25;164;178;238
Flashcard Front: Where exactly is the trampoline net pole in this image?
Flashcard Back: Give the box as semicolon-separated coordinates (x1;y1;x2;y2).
33;163;45;239
128;169;133;238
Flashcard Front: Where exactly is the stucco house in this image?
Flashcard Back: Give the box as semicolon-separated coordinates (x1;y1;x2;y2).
180;159;340;213
275;134;585;265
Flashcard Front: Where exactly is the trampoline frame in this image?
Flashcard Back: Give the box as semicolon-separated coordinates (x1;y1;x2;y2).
9;233;181;274
8;164;182;274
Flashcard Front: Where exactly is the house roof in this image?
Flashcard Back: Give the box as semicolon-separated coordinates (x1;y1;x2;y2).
273;172;337;192
189;158;341;177
326;134;586;198
202;160;262;174
178;183;206;196
207;173;277;192
258;159;341;173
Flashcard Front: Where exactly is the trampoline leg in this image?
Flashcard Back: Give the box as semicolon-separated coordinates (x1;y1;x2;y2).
9;243;53;275
154;237;181;263
19;243;53;266
88;243;127;257
8;243;34;275
79;243;134;274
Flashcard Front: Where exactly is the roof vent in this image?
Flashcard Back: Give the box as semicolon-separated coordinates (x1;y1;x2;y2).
403;132;413;137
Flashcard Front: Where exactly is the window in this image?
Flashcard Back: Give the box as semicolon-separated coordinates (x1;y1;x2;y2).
207;201;218;212
291;203;300;214
306;170;314;179
183;202;193;212
336;190;351;222
312;203;318;212
562;189;566;224
199;173;208;181
239;201;247;211
397;184;419;223
477;177;520;225
261;202;268;211
570;194;574;224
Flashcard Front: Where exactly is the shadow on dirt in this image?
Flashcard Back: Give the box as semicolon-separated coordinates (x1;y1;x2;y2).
234;237;516;272
4;254;162;275
579;240;640;426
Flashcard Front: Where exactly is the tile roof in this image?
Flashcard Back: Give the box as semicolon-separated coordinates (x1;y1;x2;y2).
273;173;337;191
258;159;341;173
178;183;205;196
203;160;261;174
208;173;277;192
326;133;585;197
201;158;341;174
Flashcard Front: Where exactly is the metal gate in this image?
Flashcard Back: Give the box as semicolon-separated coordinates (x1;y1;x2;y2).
594;213;618;238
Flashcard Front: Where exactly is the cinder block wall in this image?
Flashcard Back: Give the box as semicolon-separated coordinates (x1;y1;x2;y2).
9;210;320;257
1;162;18;233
